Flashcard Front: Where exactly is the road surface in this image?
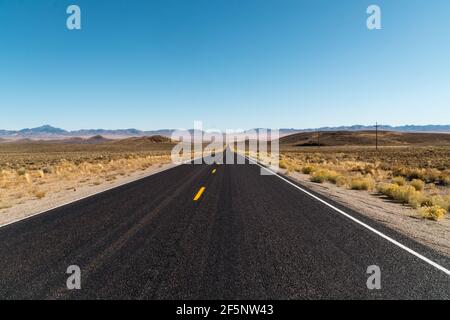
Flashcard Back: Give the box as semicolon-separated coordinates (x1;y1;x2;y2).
0;150;448;299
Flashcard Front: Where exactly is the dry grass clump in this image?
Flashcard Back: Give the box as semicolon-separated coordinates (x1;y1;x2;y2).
410;179;425;191
310;172;326;183
377;183;426;208
392;176;406;186
279;160;288;170
420;205;446;221
428;195;450;211
301;165;316;174
310;169;340;184
350;176;375;191
335;175;349;187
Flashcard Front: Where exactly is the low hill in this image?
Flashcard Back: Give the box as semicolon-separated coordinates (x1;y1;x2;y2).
0;135;175;154
84;135;112;144
280;130;450;147
111;135;173;146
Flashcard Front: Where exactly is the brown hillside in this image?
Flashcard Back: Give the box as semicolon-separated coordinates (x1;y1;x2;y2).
280;130;450;146
111;135;173;146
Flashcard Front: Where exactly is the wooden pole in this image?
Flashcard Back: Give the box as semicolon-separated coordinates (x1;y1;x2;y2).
375;122;378;151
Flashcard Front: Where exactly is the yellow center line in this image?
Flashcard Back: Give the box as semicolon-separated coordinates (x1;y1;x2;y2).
212;168;217;174
193;187;206;201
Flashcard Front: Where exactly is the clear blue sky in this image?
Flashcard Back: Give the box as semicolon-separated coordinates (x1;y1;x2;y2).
1;0;449;130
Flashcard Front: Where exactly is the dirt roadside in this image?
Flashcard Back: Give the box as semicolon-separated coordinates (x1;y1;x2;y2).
0;162;178;227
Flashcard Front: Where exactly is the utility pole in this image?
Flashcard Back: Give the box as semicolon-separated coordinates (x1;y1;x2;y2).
317;130;320;147
375;122;378;151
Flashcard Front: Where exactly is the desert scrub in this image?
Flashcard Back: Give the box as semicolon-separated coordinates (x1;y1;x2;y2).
325;171;341;184
281;147;450;220
301;165;316;174
310;169;340;184
394;167;443;183
335;175;349;187
420;205;446;221
392;176;406;186
0;150;172;211
428;195;450;211
377;183;427;208
410;179;425;191
279;160;288;170
310;171;326;183
350;176;375;191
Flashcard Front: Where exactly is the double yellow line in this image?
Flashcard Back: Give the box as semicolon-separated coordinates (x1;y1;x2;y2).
193;168;218;201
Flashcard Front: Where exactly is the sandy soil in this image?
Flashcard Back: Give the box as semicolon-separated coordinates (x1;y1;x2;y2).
288;171;450;258
0;162;178;227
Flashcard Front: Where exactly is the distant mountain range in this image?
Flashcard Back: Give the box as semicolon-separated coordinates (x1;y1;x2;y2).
0;124;449;140
0;125;174;140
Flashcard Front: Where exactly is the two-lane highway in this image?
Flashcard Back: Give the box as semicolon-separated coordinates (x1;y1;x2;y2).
0;150;449;299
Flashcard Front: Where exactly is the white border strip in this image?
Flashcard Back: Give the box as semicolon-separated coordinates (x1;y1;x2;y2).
244;155;450;276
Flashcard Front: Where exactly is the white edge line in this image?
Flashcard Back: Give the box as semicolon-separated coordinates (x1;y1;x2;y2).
243;154;450;276
0;156;204;229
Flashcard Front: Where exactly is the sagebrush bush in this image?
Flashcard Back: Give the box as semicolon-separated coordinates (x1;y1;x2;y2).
350;176;375;191
410;179;425;191
429;195;450;211
420;205;446;221
377;183;427;208
309;169;340;184
279;160;288;170
310;172;326;183
407;191;428;209
302;165;315;174
392;176;406;186
335;176;349;187
405;168;423;180
377;183;397;198
325;171;341;184
392;185;419;204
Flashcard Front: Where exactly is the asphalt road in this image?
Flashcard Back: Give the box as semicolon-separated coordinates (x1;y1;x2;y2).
0;150;449;299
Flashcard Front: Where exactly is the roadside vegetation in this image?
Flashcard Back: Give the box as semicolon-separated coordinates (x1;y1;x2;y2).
0;140;175;212
278;146;450;221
